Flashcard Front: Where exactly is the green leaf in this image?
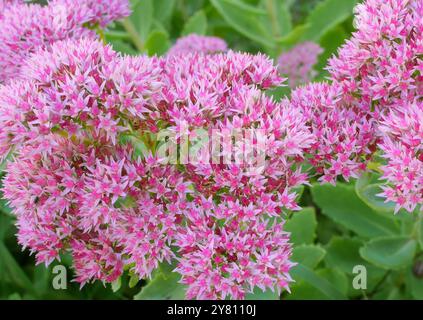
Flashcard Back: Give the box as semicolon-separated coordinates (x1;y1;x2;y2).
134;264;186;300
210;0;275;48
260;0;292;38
359;236;417;270
107;39;138;55
131;0;154;41
355;173;397;213
325;237;386;275
324;236;387;294
406;268;423;300
355;173;412;219
104;31;131;41
8;293;22;300
301;0;358;41
119;134;148;159
153;0;176;24
285;207;317;245
145;30;171;56
315;25;348;78
128;274;140;288
418;217;423;249
277;24;309;48
311;183;400;238
111;277;122;293
182;10;208;36
0;242;36;296
290;264;346;300
287;268;348;300
245;287;279;300
32;265;51;296
291;244;326;269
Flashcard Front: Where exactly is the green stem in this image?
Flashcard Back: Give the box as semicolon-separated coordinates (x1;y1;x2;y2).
121;18;145;53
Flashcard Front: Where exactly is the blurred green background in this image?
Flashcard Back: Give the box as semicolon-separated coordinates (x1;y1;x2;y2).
0;0;422;300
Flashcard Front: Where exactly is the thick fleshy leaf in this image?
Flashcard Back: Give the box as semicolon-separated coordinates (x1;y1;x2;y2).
131;0;154;41
259;0;292;38
0;242;36;296
145;30;171;56
287;268;348;300
311;184;400;238
134;264;186;300
406;268;423;300
182;10;208;36
210;0;275;48
245;287;279;300
291;245;326;269
285;207;317;245
325;236;387;293
301;0;359;41
290;264;346;300
359;236;417;270
153;0;176;24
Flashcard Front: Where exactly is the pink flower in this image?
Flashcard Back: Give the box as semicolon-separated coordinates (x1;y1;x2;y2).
175;200;294;300
0;38;162;159
0;0;23;19
278;42;323;88
378;101;423;213
50;0;130;27
327;0;422;211
167;34;228;56
0;0;130;83
290;82;375;184
328;0;422;114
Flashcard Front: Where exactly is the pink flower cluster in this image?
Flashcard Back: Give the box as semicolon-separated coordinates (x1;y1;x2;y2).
0;0;22;19
0;38;306;299
167;34;228;56
278;42;323;88
378;101;422;213
0;0;422;301
290;82;375;184
0;0;130;83
327;0;423;211
50;0;131;27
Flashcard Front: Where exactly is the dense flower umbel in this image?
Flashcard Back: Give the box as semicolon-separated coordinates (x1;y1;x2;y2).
328;0;422;113
0;39;300;298
175;200;294;300
0;0;130;83
154;52;313;210
0;0;23;19
0;38;175;281
50;0;130;27
3;137;185;282
167;34;228;56
290;83;375;184
378;101;423;212
278;42;323;88
327;0;423;211
0;38;162;159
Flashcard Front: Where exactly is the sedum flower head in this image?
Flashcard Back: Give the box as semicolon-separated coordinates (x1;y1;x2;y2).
1;39;302;298
278;42;323;88
327;0;422;211
175;200;294;300
50;0;131;27
328;0;423;113
0;0;130;83
378;101;423;213
167;34;228;56
290;82;375;184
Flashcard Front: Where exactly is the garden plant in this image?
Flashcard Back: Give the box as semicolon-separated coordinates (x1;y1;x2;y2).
0;0;421;301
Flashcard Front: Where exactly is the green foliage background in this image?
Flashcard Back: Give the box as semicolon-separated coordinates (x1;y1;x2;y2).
0;0;422;300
